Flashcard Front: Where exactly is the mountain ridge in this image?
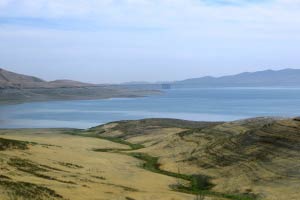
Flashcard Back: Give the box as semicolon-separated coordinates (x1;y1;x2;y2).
0;68;161;104
0;68;95;89
174;68;300;87
120;68;300;89
3;67;300;88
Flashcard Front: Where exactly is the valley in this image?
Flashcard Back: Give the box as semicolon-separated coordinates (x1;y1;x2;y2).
1;117;299;200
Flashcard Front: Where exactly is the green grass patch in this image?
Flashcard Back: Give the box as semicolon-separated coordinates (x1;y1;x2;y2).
62;130;145;150
127;152;258;200
97;136;144;150
128;153;212;189
174;184;258;200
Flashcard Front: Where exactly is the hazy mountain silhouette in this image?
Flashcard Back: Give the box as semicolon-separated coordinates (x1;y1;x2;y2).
0;68;94;89
175;69;300;87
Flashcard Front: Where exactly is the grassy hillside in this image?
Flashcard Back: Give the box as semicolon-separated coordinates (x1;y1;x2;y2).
91;117;300;200
0;117;299;200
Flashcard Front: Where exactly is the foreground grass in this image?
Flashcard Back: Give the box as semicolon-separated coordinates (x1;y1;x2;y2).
63;129;259;200
0;175;64;200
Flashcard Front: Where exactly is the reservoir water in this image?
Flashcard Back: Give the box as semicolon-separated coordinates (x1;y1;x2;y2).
1;87;300;129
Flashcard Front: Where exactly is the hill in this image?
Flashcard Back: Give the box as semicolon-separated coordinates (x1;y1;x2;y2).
0;68;45;89
0;68;161;104
1;117;299;200
91;117;300;200
0;68;95;89
175;68;300;87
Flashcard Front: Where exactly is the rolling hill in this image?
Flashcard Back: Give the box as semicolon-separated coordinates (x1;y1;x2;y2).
90;117;300;200
1;117;298;199
0;68;95;89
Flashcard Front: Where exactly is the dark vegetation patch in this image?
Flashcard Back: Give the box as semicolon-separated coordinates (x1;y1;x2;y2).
0;137;61;151
102;183;139;192
40;143;62;148
125;197;136;200
128;152;213;190
0;177;64;200
0;175;11;180
91;175;106;180
39;164;67;172
294;117;300;122
93;148;127;152
0;137;31;151
57;162;83;169
8;158;47;173
127;153;258;200
173;183;259;200
8;158;76;185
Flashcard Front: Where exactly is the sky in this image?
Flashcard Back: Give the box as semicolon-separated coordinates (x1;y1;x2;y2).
0;0;300;83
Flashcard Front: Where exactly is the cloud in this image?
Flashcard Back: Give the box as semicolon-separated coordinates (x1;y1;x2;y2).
0;0;299;82
0;0;299;41
0;0;298;34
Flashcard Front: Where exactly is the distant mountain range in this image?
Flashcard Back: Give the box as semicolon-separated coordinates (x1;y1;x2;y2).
174;68;300;87
1;67;300;104
0;68;95;89
3;68;300;89
123;68;300;88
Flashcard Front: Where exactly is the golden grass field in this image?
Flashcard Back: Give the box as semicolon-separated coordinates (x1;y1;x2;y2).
0;117;300;200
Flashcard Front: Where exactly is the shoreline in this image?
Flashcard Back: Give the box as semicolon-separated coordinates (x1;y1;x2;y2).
0;87;163;106
0;116;297;130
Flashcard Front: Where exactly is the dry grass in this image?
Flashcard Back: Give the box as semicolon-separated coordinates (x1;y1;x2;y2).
0;129;194;200
1;117;300;200
93;118;300;200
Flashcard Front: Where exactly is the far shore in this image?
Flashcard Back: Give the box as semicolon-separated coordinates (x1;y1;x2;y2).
0;87;162;106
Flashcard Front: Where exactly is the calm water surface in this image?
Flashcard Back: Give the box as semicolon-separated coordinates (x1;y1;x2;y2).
1;88;300;128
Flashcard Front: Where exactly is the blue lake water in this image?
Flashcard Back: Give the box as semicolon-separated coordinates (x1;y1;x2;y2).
1;88;300;129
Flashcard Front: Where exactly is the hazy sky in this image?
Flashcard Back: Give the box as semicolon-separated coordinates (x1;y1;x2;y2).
0;0;300;83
